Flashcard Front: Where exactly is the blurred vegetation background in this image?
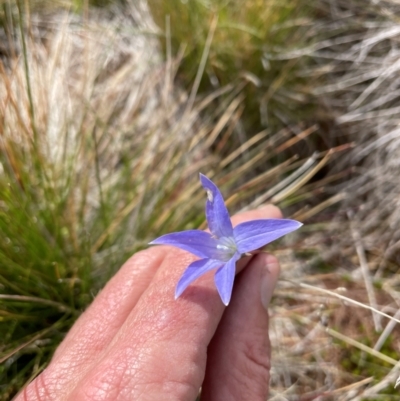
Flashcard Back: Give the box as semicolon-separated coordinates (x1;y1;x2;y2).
1;0;400;399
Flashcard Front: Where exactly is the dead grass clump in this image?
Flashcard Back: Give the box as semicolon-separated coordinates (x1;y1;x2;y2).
268;264;400;399
264;1;400;398
278;0;400;263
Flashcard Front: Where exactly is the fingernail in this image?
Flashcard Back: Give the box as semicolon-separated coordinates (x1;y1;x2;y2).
260;255;280;310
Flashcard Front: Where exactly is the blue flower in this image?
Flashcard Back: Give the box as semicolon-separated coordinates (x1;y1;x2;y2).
150;174;302;305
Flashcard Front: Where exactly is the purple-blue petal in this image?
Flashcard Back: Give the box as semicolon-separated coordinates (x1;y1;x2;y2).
233;219;302;254
150;230;223;259
214;252;241;306
175;258;224;298
200;174;233;239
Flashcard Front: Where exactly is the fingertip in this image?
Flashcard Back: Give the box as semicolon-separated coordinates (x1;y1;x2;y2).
231;204;283;226
263;253;280;277
258;204;283;219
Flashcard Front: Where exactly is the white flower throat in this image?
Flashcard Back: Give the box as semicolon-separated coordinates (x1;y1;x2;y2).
216;236;237;260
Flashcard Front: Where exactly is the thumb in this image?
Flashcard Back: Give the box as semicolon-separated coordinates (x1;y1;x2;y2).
200;253;280;401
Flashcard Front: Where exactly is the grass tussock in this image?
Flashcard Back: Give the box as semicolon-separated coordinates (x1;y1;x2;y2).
262;0;400;398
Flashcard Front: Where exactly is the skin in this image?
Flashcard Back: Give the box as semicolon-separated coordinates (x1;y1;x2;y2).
16;205;282;401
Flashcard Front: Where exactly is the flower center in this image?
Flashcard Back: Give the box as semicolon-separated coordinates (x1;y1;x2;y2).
216;236;237;260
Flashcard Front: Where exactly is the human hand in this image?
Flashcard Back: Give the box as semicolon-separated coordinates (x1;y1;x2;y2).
16;206;282;401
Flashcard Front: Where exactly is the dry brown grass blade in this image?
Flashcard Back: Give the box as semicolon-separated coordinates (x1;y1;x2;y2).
205;94;245;149
249;154;317;208
351;364;400;401
330;377;374;397
0;324;58;364
271;149;335;203
293;192;347;221
286;281;400;325
374;309;400;352
232;156;299;212
348;211;382;332
0;294;72;312
220;129;269;168
274;124;318;153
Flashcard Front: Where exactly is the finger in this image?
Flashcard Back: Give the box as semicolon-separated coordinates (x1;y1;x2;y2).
16;248;167;401
231;204;282;224
54;248;166;361
201;253;280;401
68;206;282;401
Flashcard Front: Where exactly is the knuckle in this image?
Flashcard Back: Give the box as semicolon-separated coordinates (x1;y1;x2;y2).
16;370;53;401
241;339;271;378
230;332;271;397
221;337;271;401
74;372;125;401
